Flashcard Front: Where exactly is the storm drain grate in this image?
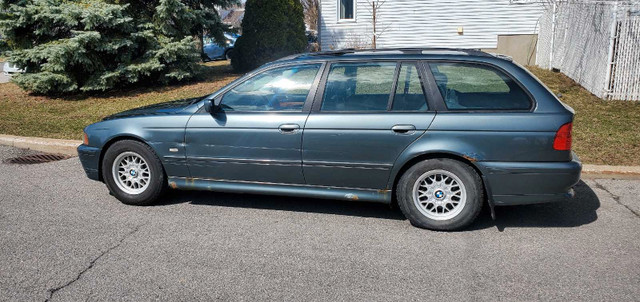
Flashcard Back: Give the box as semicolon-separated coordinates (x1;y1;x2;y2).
4;153;72;165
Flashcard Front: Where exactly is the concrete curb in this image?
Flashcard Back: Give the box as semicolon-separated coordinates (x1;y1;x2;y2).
0;134;81;156
582;164;640;179
1;134;639;178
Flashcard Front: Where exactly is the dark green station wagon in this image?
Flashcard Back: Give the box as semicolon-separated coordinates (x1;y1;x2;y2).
78;48;582;230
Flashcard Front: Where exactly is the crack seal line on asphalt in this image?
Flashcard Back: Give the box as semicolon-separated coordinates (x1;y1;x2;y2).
43;223;147;302
593;180;640;218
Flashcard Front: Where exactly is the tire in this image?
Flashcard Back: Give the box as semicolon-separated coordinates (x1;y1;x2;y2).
396;158;483;231
101;140;166;206
225;49;234;60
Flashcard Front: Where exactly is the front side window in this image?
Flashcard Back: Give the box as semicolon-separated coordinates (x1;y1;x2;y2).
392;63;428;111
321;62;397;111
429;62;531;110
221;64;321;112
339;0;354;20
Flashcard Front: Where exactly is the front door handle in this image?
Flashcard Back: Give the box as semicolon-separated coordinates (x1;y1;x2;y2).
279;124;300;134
391;124;416;134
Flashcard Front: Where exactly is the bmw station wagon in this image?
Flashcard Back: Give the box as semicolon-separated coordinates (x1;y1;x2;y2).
78;48;582;230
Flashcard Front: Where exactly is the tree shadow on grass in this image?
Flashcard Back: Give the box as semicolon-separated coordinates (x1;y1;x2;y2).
156;180;599;231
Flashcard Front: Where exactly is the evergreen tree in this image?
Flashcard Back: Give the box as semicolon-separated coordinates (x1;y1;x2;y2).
0;0;237;94
231;0;307;72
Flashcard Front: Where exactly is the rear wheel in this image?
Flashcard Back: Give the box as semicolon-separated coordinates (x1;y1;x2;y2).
225;49;234;60
102;140;166;206
396;158;483;231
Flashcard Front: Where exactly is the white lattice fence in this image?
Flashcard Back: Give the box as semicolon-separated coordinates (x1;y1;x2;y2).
608;16;640;100
536;2;640;101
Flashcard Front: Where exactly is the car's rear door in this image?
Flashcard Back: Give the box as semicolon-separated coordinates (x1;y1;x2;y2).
185;63;323;184
302;61;437;189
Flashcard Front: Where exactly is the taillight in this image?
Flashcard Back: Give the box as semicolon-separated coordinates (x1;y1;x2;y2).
553;122;572;151
83;132;89;145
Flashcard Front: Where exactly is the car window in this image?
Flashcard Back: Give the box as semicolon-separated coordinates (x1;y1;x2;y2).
321;62;396;111
429;62;531;110
221;64;321;112
392;63;428;111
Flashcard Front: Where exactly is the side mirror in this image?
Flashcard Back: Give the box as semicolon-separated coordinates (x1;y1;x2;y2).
203;97;223;113
203;99;213;113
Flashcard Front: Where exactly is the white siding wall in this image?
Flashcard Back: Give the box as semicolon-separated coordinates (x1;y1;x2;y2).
320;0;544;50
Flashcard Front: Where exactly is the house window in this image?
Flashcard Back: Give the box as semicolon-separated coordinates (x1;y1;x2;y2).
339;0;354;20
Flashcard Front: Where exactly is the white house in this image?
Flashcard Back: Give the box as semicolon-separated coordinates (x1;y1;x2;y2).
319;0;545;65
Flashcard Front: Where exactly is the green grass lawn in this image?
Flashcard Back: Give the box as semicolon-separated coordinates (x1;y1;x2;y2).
0;61;238;140
527;66;640;166
0;61;638;166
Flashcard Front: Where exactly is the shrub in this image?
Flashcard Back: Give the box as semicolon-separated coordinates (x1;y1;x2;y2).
231;0;307;72
0;0;236;94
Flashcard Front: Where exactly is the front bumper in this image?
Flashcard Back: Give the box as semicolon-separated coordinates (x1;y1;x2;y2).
77;144;101;181
477;152;582;206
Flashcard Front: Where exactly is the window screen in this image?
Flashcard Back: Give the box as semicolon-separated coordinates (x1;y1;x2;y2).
340;0;354;19
429;62;531;110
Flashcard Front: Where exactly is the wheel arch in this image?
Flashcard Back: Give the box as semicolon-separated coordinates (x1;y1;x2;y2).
388;151;490;208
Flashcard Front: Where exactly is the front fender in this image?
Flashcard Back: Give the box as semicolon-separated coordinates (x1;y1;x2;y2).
85;115;193;178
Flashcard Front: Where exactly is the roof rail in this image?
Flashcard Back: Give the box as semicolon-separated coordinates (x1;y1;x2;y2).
276;47;493;62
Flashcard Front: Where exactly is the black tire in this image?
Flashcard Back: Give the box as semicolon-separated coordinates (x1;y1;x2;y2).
101;140;166;206
225;48;234;60
396;158;484;231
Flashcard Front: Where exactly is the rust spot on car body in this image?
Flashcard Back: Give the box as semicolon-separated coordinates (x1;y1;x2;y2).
462;154;478;162
169;181;178;189
344;193;359;200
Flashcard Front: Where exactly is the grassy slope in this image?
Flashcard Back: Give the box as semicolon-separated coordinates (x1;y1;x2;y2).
0;61;638;165
528;66;640;166
0;61;238;140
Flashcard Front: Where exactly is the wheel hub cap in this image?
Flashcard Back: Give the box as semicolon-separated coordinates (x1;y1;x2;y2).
412;169;467;221
111;151;151;195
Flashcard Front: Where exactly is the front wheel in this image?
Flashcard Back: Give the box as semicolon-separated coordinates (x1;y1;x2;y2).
102;140;166;206
396;158;484;231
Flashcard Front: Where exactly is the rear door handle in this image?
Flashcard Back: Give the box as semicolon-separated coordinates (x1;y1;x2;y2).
279;124;300;134
391;124;416;134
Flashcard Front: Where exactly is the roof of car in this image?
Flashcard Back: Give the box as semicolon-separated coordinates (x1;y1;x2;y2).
274;48;512;64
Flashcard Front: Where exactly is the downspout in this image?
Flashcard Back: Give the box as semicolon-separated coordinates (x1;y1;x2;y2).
318;0;322;51
604;2;619;100
548;2;557;69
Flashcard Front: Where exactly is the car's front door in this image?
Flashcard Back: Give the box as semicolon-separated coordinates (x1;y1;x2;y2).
185;63;323;184
302;61;436;189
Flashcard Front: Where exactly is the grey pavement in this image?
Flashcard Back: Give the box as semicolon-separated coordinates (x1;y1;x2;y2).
0;145;638;301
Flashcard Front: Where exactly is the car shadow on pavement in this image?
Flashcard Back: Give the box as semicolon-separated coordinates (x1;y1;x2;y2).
470;180;600;231
157;190;407;220
156;180;600;230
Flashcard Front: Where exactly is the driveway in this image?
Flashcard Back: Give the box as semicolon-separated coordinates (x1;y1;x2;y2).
0;62;11;84
0;145;638;301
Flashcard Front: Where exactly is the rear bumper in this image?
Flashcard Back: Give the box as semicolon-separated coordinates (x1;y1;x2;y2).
77;144;101;181
477;152;582;206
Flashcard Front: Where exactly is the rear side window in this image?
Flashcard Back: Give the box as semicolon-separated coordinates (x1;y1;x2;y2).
321;62;396;111
428;62;531;110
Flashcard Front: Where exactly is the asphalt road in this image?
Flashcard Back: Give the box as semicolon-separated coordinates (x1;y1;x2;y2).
0;145;638;301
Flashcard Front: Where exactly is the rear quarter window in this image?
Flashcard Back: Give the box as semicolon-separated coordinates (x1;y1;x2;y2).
428;62;531;110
